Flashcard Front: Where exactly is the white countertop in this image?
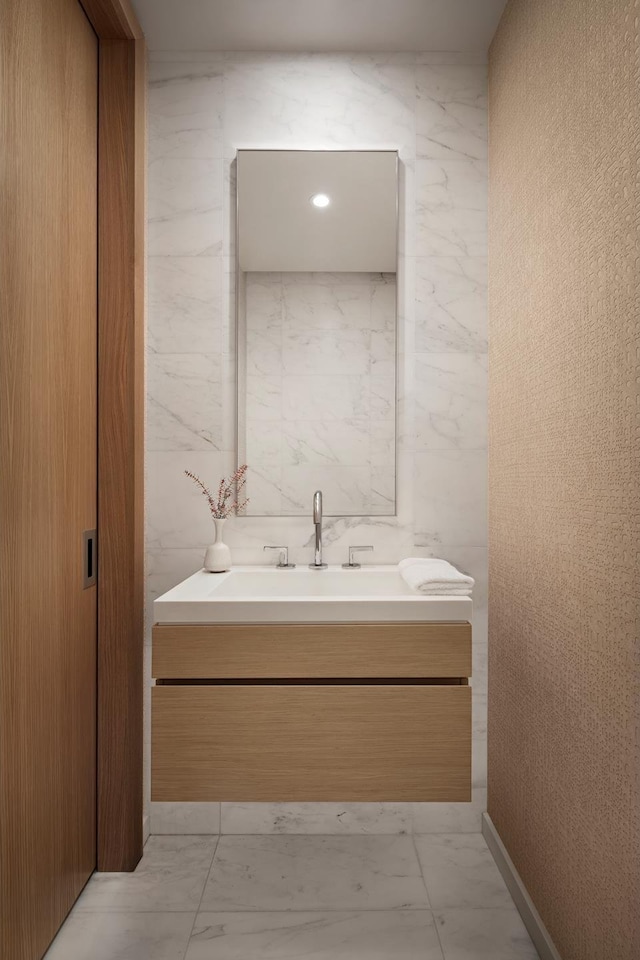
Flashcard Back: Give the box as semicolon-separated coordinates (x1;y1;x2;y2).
154;565;473;624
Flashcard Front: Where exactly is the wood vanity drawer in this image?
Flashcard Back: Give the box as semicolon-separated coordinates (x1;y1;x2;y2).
151;683;471;802
152;621;471;680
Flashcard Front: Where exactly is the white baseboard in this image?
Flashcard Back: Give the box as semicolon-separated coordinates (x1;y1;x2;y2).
482;813;562;960
142;813;150;846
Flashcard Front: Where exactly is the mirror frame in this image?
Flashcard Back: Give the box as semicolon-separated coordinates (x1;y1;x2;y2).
234;148;400;519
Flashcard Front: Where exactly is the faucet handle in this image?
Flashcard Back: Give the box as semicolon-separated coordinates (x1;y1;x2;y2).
342;545;374;569
263;545;296;569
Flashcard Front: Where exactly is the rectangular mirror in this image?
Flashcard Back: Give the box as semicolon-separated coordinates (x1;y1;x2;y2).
236;149;398;517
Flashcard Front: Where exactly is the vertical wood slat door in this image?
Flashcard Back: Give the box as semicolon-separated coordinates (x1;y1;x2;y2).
0;1;98;957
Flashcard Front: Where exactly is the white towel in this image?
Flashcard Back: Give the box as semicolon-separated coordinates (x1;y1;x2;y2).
398;557;474;596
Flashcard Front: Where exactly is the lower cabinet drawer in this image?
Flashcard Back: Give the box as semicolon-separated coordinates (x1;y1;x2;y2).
152;683;471;802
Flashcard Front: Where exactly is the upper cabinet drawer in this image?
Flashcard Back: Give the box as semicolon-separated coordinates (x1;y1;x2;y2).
152;621;471;680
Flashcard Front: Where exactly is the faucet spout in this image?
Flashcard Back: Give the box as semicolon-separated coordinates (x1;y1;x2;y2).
309;490;327;569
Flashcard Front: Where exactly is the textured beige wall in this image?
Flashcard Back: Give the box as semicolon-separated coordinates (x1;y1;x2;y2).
487;2;640;959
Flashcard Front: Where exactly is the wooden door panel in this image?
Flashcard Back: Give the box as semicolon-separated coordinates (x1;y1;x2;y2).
0;1;98;957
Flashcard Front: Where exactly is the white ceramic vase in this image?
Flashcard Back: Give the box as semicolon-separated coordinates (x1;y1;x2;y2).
203;518;231;573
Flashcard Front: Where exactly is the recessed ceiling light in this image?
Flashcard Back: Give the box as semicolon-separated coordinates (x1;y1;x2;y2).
310;193;330;208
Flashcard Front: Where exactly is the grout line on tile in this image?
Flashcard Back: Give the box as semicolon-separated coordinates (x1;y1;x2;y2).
191;908;439;914
183;834;221;959
431;908;447;960
186;907;446;934
186;904;512;915
410;833;433;910
217;830;413;837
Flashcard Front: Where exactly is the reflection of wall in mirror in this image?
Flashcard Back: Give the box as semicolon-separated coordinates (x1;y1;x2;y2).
243;270;396;517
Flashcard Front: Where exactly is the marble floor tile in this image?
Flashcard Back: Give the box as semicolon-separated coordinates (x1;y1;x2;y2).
220;802;412;835
185;911;444;959
74;836;217;913
411;790;487;834
434;908;539;959
44;911;195;960
415;835;514;909
151;802;221;835
200;835;430;912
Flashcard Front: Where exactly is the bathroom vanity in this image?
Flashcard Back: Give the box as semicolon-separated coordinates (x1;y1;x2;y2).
150;149;474;805
151;567;472;803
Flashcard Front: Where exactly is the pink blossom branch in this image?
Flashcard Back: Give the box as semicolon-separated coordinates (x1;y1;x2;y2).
185;465;249;520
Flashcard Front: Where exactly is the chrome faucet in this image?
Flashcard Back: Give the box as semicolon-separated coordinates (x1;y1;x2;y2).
309;490;327;569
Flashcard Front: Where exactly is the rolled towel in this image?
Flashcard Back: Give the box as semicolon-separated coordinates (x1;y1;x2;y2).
398;557;474;596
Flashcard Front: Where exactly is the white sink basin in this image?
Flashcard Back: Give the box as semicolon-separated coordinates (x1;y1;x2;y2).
154;565;472;624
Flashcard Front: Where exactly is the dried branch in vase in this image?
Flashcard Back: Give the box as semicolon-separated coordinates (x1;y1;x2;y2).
184;464;249;519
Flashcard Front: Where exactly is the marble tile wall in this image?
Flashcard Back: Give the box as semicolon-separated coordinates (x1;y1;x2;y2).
146;51;487;833
242;270;396;516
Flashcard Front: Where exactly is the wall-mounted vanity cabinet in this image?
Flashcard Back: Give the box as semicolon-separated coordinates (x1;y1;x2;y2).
151;619;472;802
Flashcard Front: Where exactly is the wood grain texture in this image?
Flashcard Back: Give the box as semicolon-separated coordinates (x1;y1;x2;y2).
152;684;471;802
0;0;98;956
488;2;640;958
79;0;142;40
97;35;146;872
152;622;472;680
